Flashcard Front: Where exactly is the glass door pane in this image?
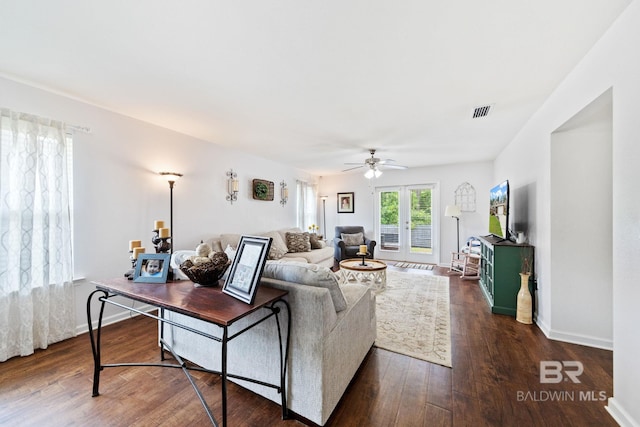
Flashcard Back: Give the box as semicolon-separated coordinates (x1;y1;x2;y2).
409;188;432;255
379;189;400;252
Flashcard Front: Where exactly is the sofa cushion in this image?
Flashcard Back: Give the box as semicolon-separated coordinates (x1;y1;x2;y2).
221;233;241;250
205;238;223;253
171;250;197;280
341;232;364;246
262;231;288;260
281;246;332;265
285;232;311;253
309;233;325;249
262;262;347;312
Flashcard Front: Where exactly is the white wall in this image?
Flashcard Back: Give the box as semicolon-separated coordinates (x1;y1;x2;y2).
318;161;493;264
493;1;640;425
0;76;315;332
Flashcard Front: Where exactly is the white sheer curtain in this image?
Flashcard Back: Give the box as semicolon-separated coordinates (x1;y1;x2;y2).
296;180;317;231
0;109;75;362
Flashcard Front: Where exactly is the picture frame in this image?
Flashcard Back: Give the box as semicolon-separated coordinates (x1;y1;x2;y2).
252;179;275;201
337;192;355;213
223;235;272;304
134;253;171;283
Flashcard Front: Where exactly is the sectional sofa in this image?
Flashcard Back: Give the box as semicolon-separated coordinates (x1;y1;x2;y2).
164;231;376;425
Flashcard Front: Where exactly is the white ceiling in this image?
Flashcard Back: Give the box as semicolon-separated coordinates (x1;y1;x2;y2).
0;1;631;176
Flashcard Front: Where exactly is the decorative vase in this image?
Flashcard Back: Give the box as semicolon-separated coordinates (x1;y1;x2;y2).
516;273;533;324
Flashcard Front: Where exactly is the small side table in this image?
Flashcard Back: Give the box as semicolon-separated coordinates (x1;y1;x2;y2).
338;258;387;293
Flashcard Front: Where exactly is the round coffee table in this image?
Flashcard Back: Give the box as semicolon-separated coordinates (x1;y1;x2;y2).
338;258;387;293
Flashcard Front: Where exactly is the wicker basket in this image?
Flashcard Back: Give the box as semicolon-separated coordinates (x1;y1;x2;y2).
180;259;230;287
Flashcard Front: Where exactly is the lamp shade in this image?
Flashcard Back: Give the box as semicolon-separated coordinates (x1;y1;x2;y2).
445;205;461;217
159;171;183;182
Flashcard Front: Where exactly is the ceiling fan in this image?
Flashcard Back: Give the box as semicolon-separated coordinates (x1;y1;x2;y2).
343;149;408;178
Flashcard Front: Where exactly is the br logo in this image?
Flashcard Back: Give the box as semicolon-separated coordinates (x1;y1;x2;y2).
540;361;583;383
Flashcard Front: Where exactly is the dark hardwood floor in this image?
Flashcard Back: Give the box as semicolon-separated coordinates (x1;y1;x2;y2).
0;265;615;426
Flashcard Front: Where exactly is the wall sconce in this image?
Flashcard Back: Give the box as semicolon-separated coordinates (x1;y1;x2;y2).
280;180;289;206
226;169;239;204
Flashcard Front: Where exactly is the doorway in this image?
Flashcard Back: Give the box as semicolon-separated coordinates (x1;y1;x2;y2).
375;184;439;264
550;88;612;349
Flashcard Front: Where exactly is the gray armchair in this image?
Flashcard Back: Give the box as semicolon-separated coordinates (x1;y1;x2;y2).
334;226;376;262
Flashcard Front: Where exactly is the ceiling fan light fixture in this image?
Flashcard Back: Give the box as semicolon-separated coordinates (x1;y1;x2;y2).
364;166;382;179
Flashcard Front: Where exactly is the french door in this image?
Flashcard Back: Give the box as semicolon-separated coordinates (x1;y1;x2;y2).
375;184;439;264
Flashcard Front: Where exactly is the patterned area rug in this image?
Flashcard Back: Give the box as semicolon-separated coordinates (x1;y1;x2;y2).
394;262;435;270
375;271;452;367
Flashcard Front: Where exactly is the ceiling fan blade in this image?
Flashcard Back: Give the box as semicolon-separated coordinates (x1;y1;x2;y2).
343;162;365;165
379;164;408;170
378;158;398;164
342;165;365;172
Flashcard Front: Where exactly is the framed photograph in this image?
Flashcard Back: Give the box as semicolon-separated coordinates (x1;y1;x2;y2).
223;235;272;304
134;253;171;283
337;192;355;213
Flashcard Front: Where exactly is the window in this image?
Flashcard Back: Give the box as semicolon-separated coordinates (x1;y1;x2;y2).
296;180;317;231
0;109;76;361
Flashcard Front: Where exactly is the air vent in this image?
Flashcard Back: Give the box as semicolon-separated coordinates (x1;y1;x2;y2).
472;104;493;118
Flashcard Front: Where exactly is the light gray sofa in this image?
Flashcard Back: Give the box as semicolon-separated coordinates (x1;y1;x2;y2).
163;262;376;426
205;227;334;269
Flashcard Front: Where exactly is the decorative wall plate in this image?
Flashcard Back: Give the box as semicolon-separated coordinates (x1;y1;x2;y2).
252;179;274;201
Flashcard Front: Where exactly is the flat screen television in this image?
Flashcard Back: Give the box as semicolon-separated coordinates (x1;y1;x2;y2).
489;180;510;240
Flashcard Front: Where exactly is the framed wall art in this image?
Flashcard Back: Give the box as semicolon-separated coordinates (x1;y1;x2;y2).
337;192;354;213
252;179;274;201
134;253;171;283
223;235;272;304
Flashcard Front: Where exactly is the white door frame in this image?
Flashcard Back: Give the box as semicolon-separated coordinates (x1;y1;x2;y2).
374;184;440;264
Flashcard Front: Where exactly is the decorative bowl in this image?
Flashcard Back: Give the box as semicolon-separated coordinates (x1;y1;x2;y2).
180;259;230;287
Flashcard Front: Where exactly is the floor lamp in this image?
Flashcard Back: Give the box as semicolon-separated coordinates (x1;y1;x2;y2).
159;172;183;254
445;205;461;252
320;195;328;238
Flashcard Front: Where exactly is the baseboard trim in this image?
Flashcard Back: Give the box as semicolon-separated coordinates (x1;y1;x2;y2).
76;304;156;335
534;314;612;350
606;397;640;427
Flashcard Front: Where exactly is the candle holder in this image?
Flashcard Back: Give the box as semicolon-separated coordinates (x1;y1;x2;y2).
152;229;173;281
124;251;137;280
151;229;162;247
356;251;369;266
152;229;172;254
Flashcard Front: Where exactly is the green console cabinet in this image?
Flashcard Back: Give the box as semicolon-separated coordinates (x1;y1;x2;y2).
478;235;534;316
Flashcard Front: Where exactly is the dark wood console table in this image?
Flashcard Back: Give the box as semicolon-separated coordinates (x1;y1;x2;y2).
86;278;290;427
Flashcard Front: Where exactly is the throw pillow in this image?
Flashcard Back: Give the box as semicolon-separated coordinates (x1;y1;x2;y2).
341;232;364;246
220;234;241;251
262;262;348;312
222;244;237;280
309;233;324;249
263;231;288;260
171;250;197;280
285;232;311;253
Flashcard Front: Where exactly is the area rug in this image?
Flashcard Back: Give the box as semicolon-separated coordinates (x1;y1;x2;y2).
375;271;452;367
394;262;434;270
